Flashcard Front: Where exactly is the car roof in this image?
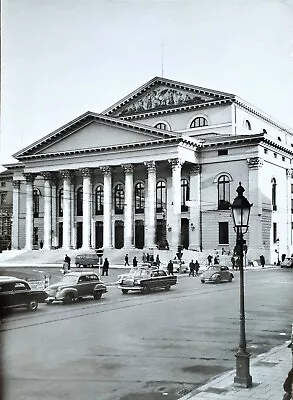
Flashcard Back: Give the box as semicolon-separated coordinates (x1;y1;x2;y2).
65;271;98;276
0;276;28;283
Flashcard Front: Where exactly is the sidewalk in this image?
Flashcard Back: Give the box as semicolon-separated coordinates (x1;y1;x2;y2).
179;342;292;400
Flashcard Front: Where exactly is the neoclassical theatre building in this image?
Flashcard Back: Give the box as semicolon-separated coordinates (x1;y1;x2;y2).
4;77;293;262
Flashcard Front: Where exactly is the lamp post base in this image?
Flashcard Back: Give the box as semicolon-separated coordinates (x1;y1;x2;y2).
234;350;252;388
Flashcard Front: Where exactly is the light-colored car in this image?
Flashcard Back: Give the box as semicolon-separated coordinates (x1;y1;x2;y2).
45;271;107;304
280;258;293;268
200;265;234;284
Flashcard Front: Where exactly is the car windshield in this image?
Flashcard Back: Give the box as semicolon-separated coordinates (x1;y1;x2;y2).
129;268;151;278
207;266;220;271
60;275;78;284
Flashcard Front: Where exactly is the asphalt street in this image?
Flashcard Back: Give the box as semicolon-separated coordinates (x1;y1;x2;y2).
1;267;292;400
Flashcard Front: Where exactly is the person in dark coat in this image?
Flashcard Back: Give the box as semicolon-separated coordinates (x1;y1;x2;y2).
207;255;213;265
155;255;161;267
124;254;130;266
260;254;265;268
283;367;292;400
39;240;43;249
167;260;174;275
231;256;236;270
133;256;138;267
189;260;195;277
194;260;200;276
102;258;109;276
64;254;71;270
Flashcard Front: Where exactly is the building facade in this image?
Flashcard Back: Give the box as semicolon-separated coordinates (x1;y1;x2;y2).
3;77;293;262
0;170;13;251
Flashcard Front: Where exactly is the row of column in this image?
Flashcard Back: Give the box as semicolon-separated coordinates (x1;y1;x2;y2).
14;159;197;251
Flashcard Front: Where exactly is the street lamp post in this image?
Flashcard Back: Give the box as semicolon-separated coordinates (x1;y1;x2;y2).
231;182;253;388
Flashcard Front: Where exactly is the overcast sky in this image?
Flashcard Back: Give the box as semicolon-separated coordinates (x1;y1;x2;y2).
1;0;293;169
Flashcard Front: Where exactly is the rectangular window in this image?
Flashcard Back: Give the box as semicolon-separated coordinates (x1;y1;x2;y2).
218;149;228;156
291;199;293;213
1;182;5;187
273;222;277;243
291;185;293;194
219;222;229;244
0;193;6;205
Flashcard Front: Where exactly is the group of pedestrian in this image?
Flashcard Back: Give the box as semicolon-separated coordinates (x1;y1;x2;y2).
188;260;200;276
125;253;161;268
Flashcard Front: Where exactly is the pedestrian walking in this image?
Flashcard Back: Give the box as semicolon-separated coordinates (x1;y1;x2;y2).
282;367;292;400
39;240;43;249
142;252;147;263
167;260;174;275
155;254;161;267
149;254;154;264
146;253;150;262
133;256;138;267
189;260;195;277
231;256;236;270
214;255;219;265
207;255;213;265
102;258;109;276
64;254;71;270
260;254;265;268
194;260;200;275
62;261;69;275
124;253;130;266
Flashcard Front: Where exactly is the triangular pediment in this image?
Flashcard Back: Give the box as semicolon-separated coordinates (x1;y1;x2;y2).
103;77;235;117
13;112;177;159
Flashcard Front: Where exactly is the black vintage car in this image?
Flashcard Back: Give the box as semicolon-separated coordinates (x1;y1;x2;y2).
0;276;48;312
118;267;177;294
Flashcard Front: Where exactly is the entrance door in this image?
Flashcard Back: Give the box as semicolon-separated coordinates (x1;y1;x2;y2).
135;220;144;249
58;222;63;248
181;218;189;249
95;221;103;249
156;219;168;249
76;222;83;249
115;221;124;249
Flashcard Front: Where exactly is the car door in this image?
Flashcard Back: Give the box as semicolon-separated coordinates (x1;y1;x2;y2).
13;281;30;307
0;282;15;309
220;266;229;281
76;276;89;296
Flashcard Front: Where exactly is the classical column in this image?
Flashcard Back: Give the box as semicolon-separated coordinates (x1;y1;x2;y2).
70;178;76;249
122;164;134;248
101;166;113;249
60;170;72;250
286;169;292;255
144;161;156;249
12;180;20;249
24;173;35;250
51;176;58;248
81;168;92;250
168;158;184;249
189;165;201;251
42;172;52;250
247;157;264;259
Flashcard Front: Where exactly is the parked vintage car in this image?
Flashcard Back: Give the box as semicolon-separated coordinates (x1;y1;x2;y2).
75;253;100;267
45;271;107;304
280;257;293;268
0;276;48;311
118;267;177;294
200;265;234;284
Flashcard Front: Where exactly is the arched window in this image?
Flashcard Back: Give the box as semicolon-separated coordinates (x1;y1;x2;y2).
155;122;168;130
58;188;63;217
33;189;40;218
77;187;83;216
181;179;190;211
95;185;104;215
245;119;251;130
115;184;124;214
190;117;208;128
156;181;166;212
218;175;230;210
272;178;277;211
135;182;145;214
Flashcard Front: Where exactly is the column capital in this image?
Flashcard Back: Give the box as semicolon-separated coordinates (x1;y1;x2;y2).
122;164;133;174
23;173;35;183
168;158;185;169
40;171;53;181
100;166;112;176
247;157;263;169
190;164;201;175
60;169;73;179
12;180;20;189
286;168;293;178
144;161;156;173
80;168;92;178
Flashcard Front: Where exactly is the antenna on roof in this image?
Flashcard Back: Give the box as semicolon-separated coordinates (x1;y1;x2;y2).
161;44;164;78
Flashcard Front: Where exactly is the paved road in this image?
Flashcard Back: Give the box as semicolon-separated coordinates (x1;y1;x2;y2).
1;268;293;400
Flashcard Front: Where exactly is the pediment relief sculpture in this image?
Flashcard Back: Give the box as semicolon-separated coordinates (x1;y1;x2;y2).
119;86;212;115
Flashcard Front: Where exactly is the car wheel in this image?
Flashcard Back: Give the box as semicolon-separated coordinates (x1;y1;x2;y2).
228;274;233;282
122;289;129;294
63;293;74;305
94;292;102;300
27;300;38;311
47;299;53;304
201;279;205;284
76;263;80;268
165;285;171;291
215;276;221;284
